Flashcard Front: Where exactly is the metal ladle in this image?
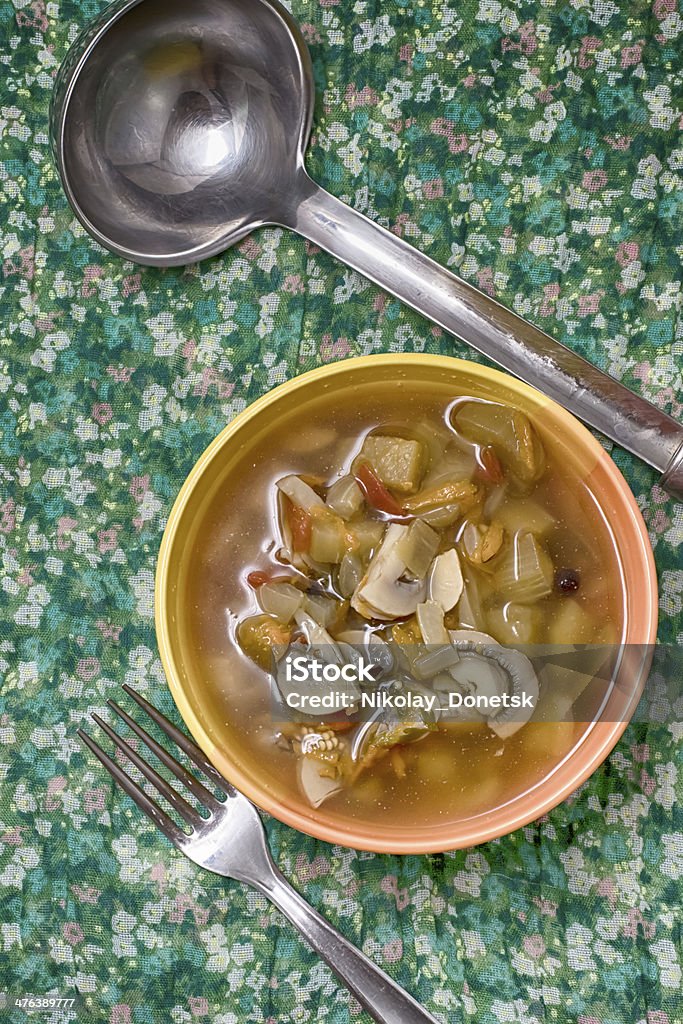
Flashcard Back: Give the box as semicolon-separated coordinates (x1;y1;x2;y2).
51;0;683;499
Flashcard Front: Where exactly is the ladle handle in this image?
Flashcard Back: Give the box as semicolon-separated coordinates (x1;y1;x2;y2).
292;175;683;501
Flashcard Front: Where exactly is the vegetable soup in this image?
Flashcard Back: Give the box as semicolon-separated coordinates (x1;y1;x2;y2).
185;379;625;829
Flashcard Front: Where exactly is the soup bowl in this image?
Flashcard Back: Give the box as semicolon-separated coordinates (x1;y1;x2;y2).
155;355;657;853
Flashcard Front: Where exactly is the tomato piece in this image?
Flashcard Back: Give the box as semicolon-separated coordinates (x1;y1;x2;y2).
475;446;505;484
247;570;270;588
287;502;312;552
354;462;404;517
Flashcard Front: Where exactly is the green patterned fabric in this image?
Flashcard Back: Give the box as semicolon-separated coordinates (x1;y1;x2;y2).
1;0;682;1021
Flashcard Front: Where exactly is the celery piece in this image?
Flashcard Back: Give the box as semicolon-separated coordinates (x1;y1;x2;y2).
257;582;304;623
337;551;363;599
361;435;424;494
496;499;556;538
326;474;364;520
303;592;347;631
396;518;440;578
455;402;544;482
487;602;542;644
495;531;554;602
308;511;346;563
351;519;385;558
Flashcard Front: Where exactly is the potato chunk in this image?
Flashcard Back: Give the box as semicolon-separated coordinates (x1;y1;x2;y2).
361;435;423;494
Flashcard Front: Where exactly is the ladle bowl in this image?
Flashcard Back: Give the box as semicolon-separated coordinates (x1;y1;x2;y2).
51;0;683;499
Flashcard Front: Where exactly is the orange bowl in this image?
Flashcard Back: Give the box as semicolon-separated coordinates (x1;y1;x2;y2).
155;355;658;852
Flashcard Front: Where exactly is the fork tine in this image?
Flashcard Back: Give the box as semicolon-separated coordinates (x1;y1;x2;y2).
121;685;229;791
77;728;186;847
107;700;222;812
91;713;204;829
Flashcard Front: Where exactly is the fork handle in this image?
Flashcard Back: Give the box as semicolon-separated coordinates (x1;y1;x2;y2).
255;864;442;1024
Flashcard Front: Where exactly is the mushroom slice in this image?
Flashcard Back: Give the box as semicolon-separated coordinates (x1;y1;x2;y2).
427;549;463;612
351;523;427;620
297;757;342;808
446;630;539;737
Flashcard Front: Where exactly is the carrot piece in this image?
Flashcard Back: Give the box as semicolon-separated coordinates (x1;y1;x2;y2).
476;446;505;484
247;570;270;588
354;461;404;517
287;503;312;552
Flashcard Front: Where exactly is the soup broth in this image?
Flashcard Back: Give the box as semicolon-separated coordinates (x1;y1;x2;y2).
185;380;624;831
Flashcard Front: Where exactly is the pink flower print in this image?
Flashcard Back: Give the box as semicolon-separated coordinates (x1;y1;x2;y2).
462;73;477;87
383;939;403;963
169;894;209;927
539;283;560;317
389;213;410;239
3;245;35;280
238;237;261;259
380;875;409;910
110;1006;132;1024
653;0;675;19
423;178;444;199
582;169;607;192
623;908;656;940
192;367;235;399
647;1013;670;1024
502;20;537;55
189;997;209;1017
578;36;601;69
477;267;496;297
295;852;331;882
84;787;106;813
107;366;135;382
430;119;468;154
16;1;48;30
621;44;643;68
577;291;604;316
345;84;379;108
532;896;558;917
631;743;650;762
122;274;141;297
71;884;101;904
300;23;321;43
399;44;413;63
650;509;671;535
129;474;150;503
92;402;113;426
98;527;120;553
56;516;78;549
77;657;100;680
320;334;352;363
615;241;639;266
63;922;84;945
96;620;122;642
81;265;104;298
605;135;632;151
2;826;26;845
45;776;67;811
283;273;304;294
524;935;545;958
0;499;15;534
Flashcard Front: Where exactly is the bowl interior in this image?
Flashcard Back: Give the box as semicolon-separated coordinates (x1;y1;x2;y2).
155;355;657;853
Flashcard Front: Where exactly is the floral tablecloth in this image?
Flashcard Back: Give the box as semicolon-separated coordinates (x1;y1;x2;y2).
1;0;682;1021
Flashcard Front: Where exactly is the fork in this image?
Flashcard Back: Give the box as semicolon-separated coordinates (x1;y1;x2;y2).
78;685;441;1024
